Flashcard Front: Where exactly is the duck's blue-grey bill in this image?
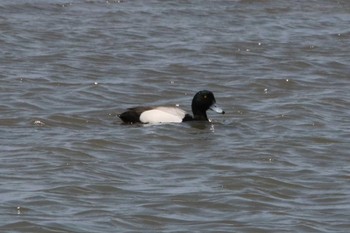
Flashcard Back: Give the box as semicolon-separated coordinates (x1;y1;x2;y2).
210;104;225;114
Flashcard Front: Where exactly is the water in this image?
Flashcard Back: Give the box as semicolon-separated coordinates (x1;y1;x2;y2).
1;0;350;232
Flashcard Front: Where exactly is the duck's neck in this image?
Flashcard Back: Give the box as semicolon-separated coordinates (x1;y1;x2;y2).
192;108;208;121
191;98;209;121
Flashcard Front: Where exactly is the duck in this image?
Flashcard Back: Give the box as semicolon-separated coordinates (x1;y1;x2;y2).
118;90;225;124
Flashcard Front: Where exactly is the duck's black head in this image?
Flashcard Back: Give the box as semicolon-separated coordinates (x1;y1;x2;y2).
191;90;225;121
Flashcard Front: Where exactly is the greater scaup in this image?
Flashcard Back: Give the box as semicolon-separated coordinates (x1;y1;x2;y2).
118;90;225;124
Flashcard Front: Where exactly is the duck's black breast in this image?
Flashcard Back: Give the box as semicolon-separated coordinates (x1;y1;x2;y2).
182;114;194;121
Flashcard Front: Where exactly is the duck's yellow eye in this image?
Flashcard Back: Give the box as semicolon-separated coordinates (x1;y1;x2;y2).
203;95;207;99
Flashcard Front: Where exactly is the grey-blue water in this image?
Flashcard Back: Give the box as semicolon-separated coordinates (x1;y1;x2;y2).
1;0;350;232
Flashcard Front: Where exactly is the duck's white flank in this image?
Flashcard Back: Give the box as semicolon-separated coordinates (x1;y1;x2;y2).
139;107;186;123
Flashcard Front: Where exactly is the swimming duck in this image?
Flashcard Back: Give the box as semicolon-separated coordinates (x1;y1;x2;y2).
118;90;225;124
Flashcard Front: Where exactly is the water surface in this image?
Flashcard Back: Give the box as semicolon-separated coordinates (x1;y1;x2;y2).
1;0;350;232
